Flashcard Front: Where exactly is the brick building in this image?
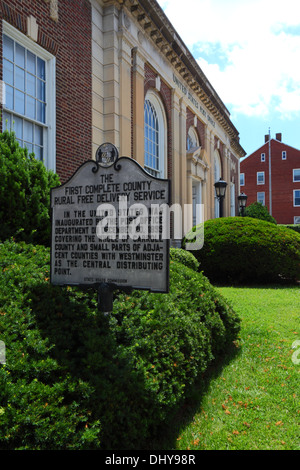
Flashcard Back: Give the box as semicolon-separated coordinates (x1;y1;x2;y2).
0;0;92;182
240;133;300;224
1;0;246;233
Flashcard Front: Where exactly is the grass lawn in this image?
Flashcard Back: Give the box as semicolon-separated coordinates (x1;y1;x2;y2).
156;285;300;450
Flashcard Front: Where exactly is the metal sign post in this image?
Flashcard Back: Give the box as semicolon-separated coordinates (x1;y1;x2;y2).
50;144;170;314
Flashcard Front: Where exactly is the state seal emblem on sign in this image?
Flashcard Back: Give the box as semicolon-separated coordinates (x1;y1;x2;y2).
96;143;119;168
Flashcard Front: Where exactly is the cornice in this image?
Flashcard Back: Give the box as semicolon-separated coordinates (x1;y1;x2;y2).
101;0;246;157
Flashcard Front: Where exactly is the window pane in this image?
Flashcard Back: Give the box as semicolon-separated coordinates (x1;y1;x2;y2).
26;95;36;119
3;59;14;86
37;79;45;102
37;101;46;123
2;111;11;130
27;51;36;75
13;115;23;140
24;120;33;143
15;43;25;68
15;90;25;114
5;85;14;110
15;66;25;92
26;73;36;96
34;145;42;161
37;57;46;80
35;125;43;146
24;142;33;154
3;35;14;61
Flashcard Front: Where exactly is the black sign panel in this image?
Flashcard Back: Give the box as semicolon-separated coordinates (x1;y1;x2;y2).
50;153;170;293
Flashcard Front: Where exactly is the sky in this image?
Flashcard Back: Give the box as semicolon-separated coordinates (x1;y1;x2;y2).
156;0;300;156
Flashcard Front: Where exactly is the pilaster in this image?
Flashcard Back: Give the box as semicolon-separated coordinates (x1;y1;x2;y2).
118;21;132;157
132;47;145;166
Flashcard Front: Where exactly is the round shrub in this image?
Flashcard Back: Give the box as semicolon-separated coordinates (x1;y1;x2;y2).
244;201;277;224
0;240;240;450
184;217;300;284
0;128;60;246
170;247;200;271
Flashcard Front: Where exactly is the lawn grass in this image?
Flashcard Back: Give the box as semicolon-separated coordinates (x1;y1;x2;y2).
155;285;300;450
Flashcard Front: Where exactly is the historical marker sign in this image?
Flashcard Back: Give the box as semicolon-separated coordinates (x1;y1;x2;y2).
50;146;170;294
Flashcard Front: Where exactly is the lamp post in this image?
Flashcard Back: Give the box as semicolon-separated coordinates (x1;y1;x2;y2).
214;178;227;218
238;192;248;217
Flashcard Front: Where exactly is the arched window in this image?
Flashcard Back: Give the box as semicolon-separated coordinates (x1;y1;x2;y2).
214;150;222;218
187;126;199;151
144;91;166;178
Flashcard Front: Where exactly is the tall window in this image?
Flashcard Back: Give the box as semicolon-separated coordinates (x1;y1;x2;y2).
144;91;166;178
293;169;300;182
2;22;55;170
257;171;265;185
257;192;265;205
294;190;300;207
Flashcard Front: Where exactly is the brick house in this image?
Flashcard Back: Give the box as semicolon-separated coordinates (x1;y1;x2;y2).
1;0;246;233
240;133;300;224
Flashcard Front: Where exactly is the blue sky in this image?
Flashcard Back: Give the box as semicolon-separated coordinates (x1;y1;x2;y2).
157;0;300;156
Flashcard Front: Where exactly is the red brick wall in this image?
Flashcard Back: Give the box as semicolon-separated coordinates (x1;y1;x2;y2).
241;139;300;224
0;0;92;183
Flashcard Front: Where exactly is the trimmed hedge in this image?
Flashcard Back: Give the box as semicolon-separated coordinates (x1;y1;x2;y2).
0;241;240;450
281;224;300;235
0;128;60;246
183;217;300;284
170;247;200;271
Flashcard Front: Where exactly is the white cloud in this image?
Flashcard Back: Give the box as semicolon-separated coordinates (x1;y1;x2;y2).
157;0;300;119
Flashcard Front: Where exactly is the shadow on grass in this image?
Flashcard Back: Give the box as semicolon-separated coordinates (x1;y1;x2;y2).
147;344;241;450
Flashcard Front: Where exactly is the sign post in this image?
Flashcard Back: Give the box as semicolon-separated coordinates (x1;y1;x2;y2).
50;144;170;314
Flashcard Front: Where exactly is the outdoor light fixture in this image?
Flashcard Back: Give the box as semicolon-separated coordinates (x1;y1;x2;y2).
214;178;227;217
238;192;248;217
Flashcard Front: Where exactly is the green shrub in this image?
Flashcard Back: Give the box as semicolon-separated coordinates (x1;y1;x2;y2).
0;240;240;450
170;247;200;271
244;201;277;224
184;217;300;284
0;128;60;246
281;224;300;235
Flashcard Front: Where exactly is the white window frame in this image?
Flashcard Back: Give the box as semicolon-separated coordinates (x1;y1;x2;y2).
293;169;300;182
257;171;265;185
261;153;265;162
293;190;300;207
2;21;56;171
282;150;287;160
240;173;245;186
257;192;265;206
294;216;300;225
144;90;167;179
